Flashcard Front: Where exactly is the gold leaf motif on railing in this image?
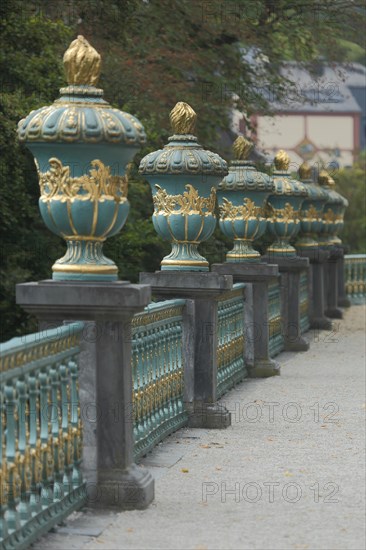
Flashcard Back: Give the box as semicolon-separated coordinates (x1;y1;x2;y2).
37;158;128;204
153;184;216;216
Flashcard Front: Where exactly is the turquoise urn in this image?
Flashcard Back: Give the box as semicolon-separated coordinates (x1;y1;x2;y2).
139;102;228;270
217;136;273;261
266;150;308;256
296;162;328;250
317;170;348;247
17;36;146;280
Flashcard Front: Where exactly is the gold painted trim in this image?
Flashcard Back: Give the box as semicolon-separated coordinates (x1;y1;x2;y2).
266;247;296;253
63;235;106;242
226;253;259;259
66;200;78;235
161;259;209;266
52;264;117;274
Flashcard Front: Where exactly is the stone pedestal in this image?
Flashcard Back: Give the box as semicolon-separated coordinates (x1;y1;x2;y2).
139;271;233;429
262;255;310;352
324;248;343;319
297;249;333;331
211;263;280;377
336;245;351;308
16;280;154;510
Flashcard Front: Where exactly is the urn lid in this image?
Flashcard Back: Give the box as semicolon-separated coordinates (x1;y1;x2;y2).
318;170;348;207
138;102;228;176
298;162;328;201
218;136;273;191
270;150;307;196
17;36;146;146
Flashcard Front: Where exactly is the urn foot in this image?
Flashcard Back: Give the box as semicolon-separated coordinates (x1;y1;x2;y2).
53;239;118;281
161;242;209;271
266;240;297;258
226;239;261;262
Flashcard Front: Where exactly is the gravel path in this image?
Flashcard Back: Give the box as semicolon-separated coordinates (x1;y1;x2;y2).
34;305;366;550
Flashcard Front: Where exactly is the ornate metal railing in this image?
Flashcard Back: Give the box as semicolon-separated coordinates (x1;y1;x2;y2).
299;271;310;333
0;323;85;550
216;284;247;398
345;254;366;304
132;300;188;460
268;280;285;357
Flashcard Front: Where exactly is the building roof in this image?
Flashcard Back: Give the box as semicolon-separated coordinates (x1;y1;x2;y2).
268;62;363;114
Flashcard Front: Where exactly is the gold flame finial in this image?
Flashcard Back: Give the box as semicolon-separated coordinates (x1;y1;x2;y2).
326;173;335;187
233;136;253;160
170;102;197;134
318;169;335;187
298;161;311;180
274;150;290;171
63;35;101;86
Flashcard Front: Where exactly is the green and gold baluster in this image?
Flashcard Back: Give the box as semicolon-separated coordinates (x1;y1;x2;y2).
161;337;169;422
59;364;72;495
145;336;154;446
16;377;31;523
69;360;83;489
154;326;164;428
4;382;21;531
140;329;149;441
357;257;363;302
177;319;185;415
150;326;160;430
0;391;8;540
131;326;140;445
166;321;174;421
171;321;180;418
39;369;54;508
28;372;42;515
49;365;64;501
150;327;159;438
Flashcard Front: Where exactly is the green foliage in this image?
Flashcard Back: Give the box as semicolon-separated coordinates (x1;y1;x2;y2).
334;152;366;253
0;2;72;341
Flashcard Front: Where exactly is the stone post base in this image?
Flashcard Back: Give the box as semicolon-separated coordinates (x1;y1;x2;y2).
187;403;232;429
